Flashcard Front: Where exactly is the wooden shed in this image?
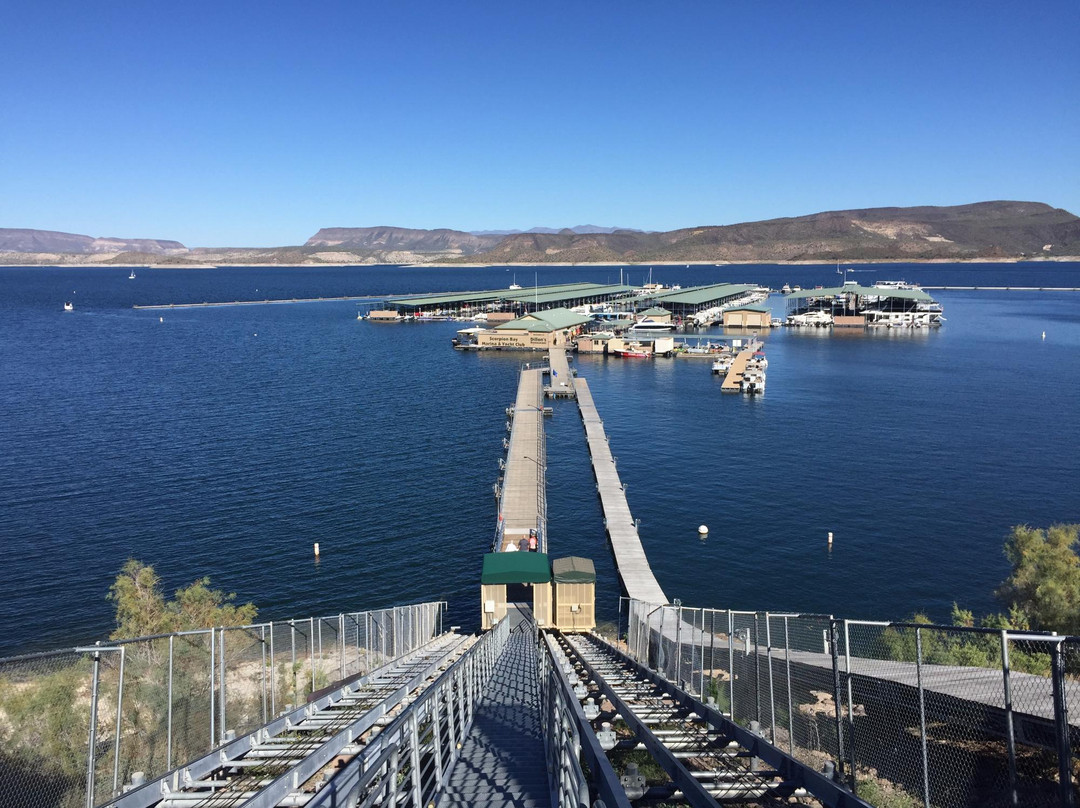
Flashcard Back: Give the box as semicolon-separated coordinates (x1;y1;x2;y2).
551;556;596;632
480;552;552;629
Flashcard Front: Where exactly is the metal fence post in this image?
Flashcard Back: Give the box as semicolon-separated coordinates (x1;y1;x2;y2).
309;617;316;695
85;648;102;808
843;619;857;792
754;613;762;726
269;622;276;717
784;616;794;757
675;600;683;685
709;610;717;707
765;612;776;743
113;646;125;796
340;614;346;680
289;621;297;706
209;626;216;749
916;627;931;808
1000;630;1018;808
1051;639;1074;808
728;610;735;721
219;628;226;744
260;625;268;725
829;620;846;784
617;596;625;647
167;635;175;770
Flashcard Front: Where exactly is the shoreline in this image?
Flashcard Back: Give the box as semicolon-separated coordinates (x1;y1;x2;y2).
1;256;1078;270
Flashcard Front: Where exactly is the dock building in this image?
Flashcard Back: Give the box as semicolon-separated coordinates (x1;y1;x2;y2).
785;281;944;327
381;282;634;318
722;304;772;328
640;283;765;325
465;307;592;350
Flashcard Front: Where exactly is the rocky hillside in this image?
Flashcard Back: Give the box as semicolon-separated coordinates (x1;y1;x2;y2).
478;202;1080;263
306;226;502;255
0;228;187;255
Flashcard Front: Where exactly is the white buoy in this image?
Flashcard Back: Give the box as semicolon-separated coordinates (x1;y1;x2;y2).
828;531;834;547
314;542;320;557
159;316;163;322
1042;331;1046;340
698;524;709;535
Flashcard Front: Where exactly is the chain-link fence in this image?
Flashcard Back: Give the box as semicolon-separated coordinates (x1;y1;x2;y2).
0;601;445;808
619;598;1080;807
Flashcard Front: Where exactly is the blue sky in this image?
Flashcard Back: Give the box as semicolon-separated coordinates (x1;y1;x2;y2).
1;0;1077;246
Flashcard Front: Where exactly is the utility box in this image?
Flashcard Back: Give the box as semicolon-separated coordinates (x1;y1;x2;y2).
480;552;552;630
551;556;596;632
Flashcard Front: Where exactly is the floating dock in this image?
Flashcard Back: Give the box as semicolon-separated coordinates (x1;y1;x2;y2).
574;378;667;604
496;367;547;553
720;347;755;392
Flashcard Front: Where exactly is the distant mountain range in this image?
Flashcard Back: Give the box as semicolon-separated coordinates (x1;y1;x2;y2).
0;228;186;255
469;225;644;236
3;203;1078;264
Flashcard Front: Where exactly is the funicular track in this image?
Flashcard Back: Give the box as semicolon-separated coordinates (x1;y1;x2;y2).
108;632;473;808
555;631;873;808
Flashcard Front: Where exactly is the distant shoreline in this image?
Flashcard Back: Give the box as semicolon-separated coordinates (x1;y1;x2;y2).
1;256;1078;270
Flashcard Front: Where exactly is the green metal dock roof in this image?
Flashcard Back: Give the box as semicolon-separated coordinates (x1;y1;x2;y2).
785;284;934;301
646;283;757;305
481;552;551;584
504;283;633;305
494;307;593;332
383;282;634;309
725;304;772;313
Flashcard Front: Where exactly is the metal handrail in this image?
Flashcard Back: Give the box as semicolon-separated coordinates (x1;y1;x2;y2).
305;617;512;807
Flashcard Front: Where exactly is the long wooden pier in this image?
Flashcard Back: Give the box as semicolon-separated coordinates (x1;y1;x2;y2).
574;377;667;604
496;367;547;553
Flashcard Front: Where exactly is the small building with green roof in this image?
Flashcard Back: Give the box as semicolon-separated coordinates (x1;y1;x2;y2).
722;304;772;328
476;307;592;351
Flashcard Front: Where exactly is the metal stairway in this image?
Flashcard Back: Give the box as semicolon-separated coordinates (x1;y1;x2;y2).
438;610;550;807
107;632;472;808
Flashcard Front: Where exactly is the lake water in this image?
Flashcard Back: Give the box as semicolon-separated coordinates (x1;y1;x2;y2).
1;262;1078;656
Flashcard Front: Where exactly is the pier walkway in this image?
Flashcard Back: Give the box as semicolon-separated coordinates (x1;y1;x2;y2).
543;347;575;398
574;378;667;604
496;367;547;552
721;347;754;391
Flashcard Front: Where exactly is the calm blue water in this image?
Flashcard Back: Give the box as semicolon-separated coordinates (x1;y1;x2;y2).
1;263;1078;656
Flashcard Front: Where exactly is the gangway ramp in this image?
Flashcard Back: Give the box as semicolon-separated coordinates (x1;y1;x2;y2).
544;347;575;398
440;610;550;806
497;367;547;552
574;378;667;604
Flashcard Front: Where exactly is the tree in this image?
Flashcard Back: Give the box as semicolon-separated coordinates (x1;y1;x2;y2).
997;524;1080;635
107;559;257;639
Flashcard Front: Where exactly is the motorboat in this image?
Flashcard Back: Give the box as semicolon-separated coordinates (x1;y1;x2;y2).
711;356;733;374
629;318;675;332
787;310;833;327
63;302;74;312
741;369;766;394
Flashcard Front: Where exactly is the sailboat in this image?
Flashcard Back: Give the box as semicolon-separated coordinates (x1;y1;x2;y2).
129;269;136;279
508;274;522;291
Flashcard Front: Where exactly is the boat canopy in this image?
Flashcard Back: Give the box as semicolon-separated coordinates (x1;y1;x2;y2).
481;552;551;584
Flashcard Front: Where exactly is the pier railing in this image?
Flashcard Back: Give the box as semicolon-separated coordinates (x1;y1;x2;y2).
619;598;1080;808
0;600;445;808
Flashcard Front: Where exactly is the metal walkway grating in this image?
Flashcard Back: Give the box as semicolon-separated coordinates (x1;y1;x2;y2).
440;610;550;807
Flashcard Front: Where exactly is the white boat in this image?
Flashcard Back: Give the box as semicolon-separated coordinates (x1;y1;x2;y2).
781;284;792;294
508;274;522;291
711;356;733;374
129;270;136;279
63;302;74;312
787;310;833;327
741;369;766;394
629;318;675;332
